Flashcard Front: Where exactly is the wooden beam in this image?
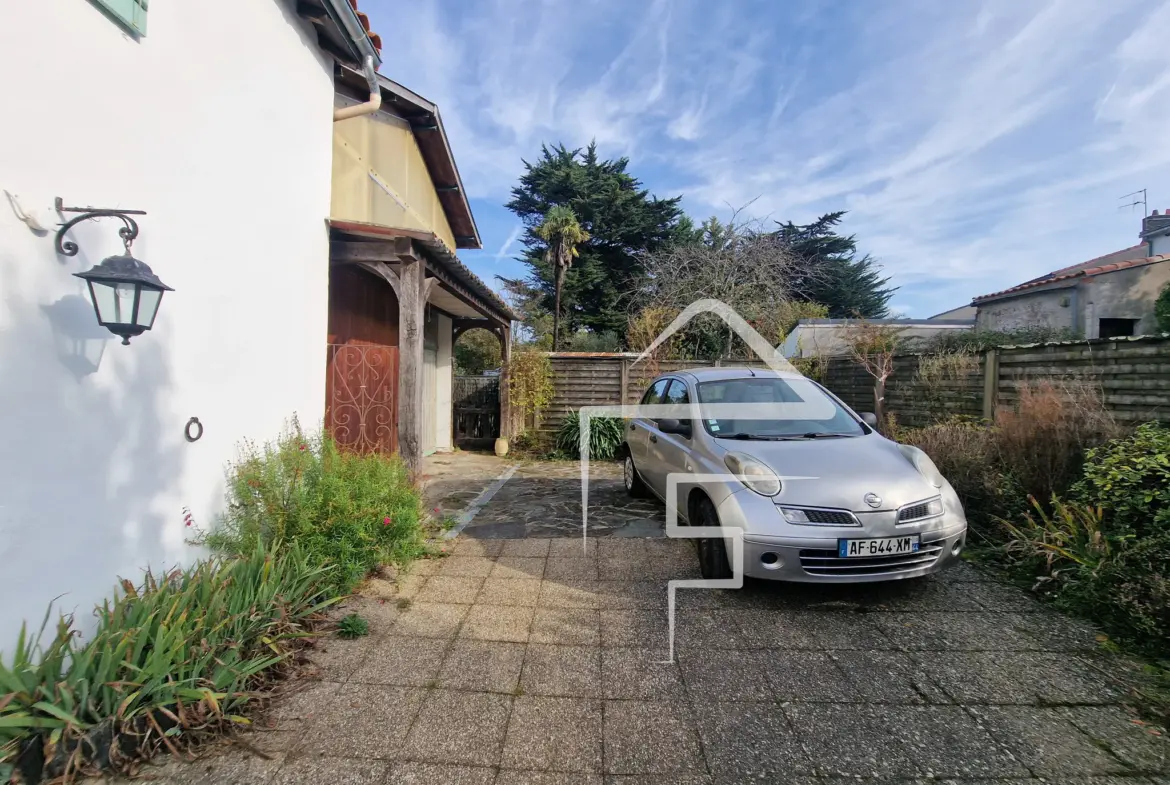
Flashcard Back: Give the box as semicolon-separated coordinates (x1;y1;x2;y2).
398;250;425;474
423;258;508;326
331;238;414;265
499;324;513;439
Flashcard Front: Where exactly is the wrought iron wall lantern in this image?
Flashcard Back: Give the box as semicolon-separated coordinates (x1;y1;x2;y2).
54;198;173;345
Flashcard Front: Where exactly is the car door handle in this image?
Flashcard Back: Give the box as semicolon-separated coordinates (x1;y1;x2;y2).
649;434;658;443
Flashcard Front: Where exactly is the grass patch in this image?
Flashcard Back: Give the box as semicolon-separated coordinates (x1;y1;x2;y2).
336;613;370;639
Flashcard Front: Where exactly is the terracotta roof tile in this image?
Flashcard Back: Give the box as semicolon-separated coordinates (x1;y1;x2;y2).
348;0;382;59
973;253;1170;303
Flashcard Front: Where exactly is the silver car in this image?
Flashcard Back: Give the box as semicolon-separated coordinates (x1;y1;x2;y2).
621;367;967;582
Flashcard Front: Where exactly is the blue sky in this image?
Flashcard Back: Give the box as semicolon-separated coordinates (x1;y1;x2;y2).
362;0;1170;318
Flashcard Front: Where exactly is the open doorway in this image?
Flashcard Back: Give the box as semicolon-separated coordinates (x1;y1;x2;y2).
452;327;503;449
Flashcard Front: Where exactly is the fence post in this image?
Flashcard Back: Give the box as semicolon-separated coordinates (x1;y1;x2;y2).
982;348;999;422
619;358;629;406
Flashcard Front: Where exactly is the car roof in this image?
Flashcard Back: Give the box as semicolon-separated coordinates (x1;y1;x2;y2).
657;366;807;383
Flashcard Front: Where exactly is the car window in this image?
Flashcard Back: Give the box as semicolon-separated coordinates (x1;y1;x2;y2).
640;378;671;405
663;379;690;405
696;377;864;437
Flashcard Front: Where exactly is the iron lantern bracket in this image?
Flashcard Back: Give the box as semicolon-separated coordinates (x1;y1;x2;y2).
54;197;147;257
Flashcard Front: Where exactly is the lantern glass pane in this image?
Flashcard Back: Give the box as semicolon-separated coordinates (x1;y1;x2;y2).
135;288;162;327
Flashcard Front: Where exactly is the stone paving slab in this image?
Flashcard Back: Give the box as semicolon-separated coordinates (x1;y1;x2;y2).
125;534;1168;785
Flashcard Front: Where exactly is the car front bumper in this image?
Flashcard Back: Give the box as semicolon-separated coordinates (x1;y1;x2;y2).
712;485;968;583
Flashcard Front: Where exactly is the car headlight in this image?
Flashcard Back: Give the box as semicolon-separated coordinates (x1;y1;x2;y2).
724;452;782;496
898;445;945;488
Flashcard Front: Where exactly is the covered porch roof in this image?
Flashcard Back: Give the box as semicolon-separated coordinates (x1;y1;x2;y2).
328;219;516;325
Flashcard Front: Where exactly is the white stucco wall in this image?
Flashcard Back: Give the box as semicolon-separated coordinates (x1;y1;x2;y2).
0;0;335;648
436;314;454;451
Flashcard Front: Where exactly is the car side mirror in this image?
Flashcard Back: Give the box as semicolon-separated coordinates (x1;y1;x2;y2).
860;412;879;427
657;418;692;438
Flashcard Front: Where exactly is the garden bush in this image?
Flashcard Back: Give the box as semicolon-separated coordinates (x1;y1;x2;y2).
1071;422;1170;538
555;412;625;460
0;544;337;783
993;379;1118;503
202;417;425;595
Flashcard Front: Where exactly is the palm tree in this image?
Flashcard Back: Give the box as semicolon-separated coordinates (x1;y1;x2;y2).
536;205;589;351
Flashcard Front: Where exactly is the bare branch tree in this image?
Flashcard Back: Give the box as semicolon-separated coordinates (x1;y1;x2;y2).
839;319;905;428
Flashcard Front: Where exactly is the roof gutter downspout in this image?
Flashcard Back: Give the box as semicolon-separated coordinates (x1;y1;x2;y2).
333;56;381;122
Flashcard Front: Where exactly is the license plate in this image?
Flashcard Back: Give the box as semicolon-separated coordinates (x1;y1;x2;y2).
838;535;920;558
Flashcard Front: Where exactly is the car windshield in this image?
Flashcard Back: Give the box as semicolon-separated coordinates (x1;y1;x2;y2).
695;377;865;438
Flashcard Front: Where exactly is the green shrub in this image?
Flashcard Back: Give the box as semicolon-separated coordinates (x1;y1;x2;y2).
555;412;625;460
0;544;337;783
1156;281;1170;333
1071;422;1170;538
202;417;425;595
337;613;370;639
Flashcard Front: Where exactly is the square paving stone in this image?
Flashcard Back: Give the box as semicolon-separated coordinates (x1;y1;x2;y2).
1063;706;1170;774
1018;612;1106;653
548;538;599;558
402;689;513;766
350;636;448;687
539;579;601;609
394;602;470;639
418;576;486;605
971;706;1128;776
545;558;600;581
603;700;705;775
875;612;1039;651
673;610;745;651
693;699;812;780
962;580;1045;612
598;557;651;581
438;639;526;693
395;574;430;601
501;696;603;772
755;651;851;702
437;556;497;578
521;644;601;697
597;581;664;610
677;650;774;703
863;578;986;612
601;648;686;699
597;539;647;558
387;761;496;785
297;683;424;759
784;703;919;778
407;558;443;577
502;539;553;557
492;557;548;579
806;611;896;650
452;539;505;558
600;610;669;649
301;637;370;682
601;777;712;785
268;680;343;726
467;522;528;539
531;608;601;645
498;774;603;785
730;610;821;649
888;705;1030;779
340;596;402;637
833;650;945;704
460;604;535;643
479;577;543;607
273;757;388;785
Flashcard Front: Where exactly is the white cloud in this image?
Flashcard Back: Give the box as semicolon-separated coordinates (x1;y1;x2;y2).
494;223;523;261
367;0;1170;315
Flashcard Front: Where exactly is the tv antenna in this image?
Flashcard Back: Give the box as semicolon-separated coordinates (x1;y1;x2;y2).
1119;189;1147;216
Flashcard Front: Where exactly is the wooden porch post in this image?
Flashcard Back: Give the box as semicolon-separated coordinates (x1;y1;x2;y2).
498;322;512;439
396;242;434;474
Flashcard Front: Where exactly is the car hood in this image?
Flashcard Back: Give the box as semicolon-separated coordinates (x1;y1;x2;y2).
721;434;939;512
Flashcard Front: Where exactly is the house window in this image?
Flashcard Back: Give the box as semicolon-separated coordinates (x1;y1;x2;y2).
1098;318;1138;339
91;0;148;36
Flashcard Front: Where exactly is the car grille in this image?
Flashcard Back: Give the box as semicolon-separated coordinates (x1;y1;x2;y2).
798;539;945;577
897;501;935;523
802;509;859;526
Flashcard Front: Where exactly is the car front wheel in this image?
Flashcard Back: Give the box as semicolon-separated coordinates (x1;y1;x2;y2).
623;453;650;498
694;496;732;579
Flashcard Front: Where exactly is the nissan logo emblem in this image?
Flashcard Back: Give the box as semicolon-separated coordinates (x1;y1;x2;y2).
863;493;882;508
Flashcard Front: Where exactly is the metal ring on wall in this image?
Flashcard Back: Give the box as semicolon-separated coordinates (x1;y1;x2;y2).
184;417;204;443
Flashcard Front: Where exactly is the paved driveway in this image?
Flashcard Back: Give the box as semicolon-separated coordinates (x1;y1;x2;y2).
128;457;1167;784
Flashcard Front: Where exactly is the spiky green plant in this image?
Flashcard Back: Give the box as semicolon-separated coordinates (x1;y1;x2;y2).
0;544;338;783
555;412;625;461
336;614;369;639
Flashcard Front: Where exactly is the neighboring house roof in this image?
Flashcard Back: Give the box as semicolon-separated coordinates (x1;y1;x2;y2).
794;318;975;326
297;0;383;70
973;253;1170;304
329;220;517;323
336;67;481;251
1140;212;1170;241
